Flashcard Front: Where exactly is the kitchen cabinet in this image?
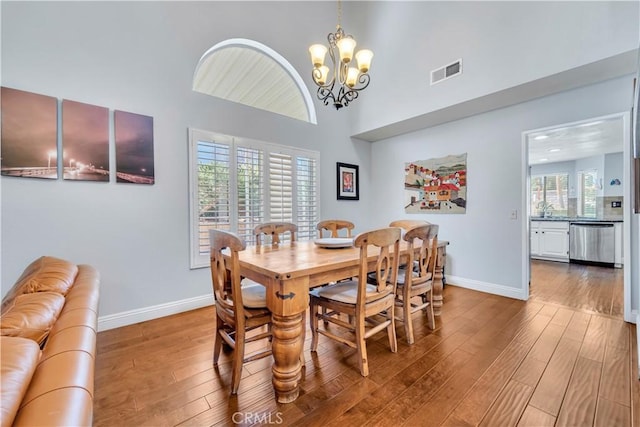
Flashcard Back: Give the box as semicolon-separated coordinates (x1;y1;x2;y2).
614;222;623;268
531;220;569;262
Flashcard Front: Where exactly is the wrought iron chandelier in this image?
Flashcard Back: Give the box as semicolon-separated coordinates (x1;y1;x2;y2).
308;0;373;110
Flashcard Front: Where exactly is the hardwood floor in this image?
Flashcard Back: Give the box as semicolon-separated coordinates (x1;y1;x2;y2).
94;284;639;426
529;259;624;318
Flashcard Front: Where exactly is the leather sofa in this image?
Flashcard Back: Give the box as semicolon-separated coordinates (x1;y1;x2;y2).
0;256;100;426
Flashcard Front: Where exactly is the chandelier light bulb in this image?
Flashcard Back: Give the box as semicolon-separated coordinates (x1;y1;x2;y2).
346;67;359;88
355;49;373;73
309;44;328;68
317;65;330;85
336;36;356;64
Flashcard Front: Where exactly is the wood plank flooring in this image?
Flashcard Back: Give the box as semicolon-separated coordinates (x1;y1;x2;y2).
94;273;638;426
529;259;624;318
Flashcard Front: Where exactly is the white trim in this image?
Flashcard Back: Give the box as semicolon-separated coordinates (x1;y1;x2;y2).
447;276;528;301
97;294;214;332
622;111;633;323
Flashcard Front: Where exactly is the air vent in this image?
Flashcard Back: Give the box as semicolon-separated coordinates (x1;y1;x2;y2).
430;59;462;85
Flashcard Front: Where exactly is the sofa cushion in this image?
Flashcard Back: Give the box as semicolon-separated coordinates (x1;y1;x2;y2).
1;257;78;315
0;293;66;345
0;336;41;427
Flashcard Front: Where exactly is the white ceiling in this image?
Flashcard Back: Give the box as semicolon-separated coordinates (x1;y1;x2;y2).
527;115;624;165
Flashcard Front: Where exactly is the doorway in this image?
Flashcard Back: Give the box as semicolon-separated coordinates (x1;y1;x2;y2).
523;112;632;321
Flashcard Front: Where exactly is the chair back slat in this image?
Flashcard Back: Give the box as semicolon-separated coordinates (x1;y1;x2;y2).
403;224;438;288
317;220;355;238
254;222;297;245
354;227;401;298
209;229;247;326
389;219;430;231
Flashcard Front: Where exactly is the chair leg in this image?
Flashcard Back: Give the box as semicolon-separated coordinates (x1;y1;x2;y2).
213;317;224;366
310;299;319;352
387;305;398;353
404;300;415;345
355;316;369;377
427;290;435;330
231;329;245;394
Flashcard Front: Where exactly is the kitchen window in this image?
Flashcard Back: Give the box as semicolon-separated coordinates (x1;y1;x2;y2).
530;173;569;217
577;169;597;218
188;128;319;268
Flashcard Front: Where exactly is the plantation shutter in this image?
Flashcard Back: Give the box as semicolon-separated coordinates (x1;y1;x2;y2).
236;146;264;244
189;128;320;268
194;138;231;261
296;156;318;240
269;152;294;223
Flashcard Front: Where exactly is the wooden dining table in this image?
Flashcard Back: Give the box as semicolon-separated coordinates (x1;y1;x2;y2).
234;238;449;403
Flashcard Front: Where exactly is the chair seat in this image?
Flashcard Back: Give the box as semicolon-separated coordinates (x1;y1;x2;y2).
241;283;267;308
311;280;385;304
397;269;432;286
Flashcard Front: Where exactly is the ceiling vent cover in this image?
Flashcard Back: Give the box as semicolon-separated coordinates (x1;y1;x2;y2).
430;59;462;85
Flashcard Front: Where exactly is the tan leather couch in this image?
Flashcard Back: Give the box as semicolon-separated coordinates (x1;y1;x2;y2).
0;256;100;426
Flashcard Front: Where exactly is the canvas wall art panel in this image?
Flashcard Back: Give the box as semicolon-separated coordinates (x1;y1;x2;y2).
62;99;109;181
1;87;58;179
114;110;155;184
404;153;467;214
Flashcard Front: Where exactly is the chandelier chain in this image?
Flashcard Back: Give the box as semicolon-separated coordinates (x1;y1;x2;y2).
337;0;342;30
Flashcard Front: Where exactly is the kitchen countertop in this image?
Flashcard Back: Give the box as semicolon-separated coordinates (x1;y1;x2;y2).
531;217;623;223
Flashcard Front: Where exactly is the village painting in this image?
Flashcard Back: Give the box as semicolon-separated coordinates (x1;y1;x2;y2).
404;153;467;214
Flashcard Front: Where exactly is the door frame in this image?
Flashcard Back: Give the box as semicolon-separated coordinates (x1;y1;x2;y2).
521;111;633;323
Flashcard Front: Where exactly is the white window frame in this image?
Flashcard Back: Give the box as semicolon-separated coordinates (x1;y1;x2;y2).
577;168;598;218
188;128;320;268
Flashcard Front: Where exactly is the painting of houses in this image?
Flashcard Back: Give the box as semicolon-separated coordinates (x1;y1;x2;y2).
404;153;467;214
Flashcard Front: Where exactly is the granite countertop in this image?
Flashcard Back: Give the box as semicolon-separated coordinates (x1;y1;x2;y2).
531;216;623;223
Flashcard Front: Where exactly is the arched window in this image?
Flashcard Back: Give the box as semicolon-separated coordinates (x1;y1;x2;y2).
193;38;316;124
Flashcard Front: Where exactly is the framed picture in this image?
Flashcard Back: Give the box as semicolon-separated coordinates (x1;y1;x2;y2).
337;162;359;200
62;99;109;181
1;87;58;179
114;110;155;185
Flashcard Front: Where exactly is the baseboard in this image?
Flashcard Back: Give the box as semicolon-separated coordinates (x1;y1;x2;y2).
446;275;527;301
97;294;213;332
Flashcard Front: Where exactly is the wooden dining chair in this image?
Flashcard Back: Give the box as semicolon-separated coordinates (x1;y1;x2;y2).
316;219;355;238
309;227;401;377
254;222;297;246
209;229;272;394
394;224;438;344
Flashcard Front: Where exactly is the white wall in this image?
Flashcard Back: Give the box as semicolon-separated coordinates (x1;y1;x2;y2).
352;1;639;136
369;75;636;301
0;1;374;324
604;152;624;197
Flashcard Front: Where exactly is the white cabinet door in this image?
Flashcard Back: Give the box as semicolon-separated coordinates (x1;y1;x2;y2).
530;222;541;256
540;228;569;258
614;223;623;267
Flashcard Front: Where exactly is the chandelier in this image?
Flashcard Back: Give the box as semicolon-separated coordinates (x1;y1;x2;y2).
308;0;373;110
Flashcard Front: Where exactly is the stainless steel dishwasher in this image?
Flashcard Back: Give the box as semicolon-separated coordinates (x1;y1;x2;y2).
569;222;615;265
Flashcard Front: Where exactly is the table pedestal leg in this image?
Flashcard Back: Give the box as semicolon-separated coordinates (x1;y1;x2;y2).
271;312;303;403
433;265;444;316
